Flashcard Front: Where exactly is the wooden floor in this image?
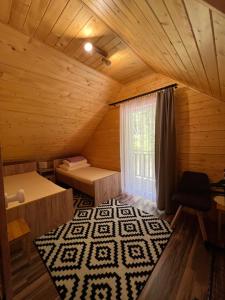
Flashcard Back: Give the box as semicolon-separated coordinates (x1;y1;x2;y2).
140;214;211;300
5;203;225;300
211;248;225;300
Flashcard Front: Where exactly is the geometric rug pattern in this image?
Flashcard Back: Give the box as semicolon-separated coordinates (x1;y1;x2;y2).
34;197;172;300
73;189;95;209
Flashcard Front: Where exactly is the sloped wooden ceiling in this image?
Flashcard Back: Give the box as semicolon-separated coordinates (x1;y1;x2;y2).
0;0;152;84
82;0;225;101
0;0;224;99
0;22;121;161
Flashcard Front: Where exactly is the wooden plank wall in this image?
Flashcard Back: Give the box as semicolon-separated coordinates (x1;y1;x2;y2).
0;22;121;162
82;106;120;171
82;73;225;181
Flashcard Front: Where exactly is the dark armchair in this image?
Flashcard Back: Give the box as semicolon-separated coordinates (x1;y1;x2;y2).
171;171;211;241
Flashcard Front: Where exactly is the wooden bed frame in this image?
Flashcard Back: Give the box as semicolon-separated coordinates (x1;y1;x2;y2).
4;161;74;240
54;159;121;206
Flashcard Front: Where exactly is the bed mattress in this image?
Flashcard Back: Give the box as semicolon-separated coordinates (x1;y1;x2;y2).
4;171;65;209
56;166;118;185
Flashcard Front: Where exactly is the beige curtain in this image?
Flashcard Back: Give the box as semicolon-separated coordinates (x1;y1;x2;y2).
155;88;176;214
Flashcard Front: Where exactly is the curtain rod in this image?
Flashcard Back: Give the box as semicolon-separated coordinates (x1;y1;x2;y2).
109;83;178;106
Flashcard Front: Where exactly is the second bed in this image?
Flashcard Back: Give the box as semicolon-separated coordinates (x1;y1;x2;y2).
54;159;121;206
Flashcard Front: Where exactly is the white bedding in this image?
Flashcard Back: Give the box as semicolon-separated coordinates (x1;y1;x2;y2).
56;166;118;185
4;171;65;209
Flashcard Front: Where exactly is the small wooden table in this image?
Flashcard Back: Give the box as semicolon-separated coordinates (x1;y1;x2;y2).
7;218;31;262
214;196;225;243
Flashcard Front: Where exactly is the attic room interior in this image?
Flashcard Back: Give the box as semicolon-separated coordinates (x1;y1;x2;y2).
0;0;225;299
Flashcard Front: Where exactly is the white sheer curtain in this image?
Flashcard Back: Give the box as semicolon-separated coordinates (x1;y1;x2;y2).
120;93;157;202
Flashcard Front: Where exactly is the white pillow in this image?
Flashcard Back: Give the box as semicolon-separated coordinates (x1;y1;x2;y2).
63;159;87;167
59;163;90;171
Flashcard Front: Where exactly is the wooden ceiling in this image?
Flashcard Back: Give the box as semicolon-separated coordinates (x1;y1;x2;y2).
82;0;225;100
0;0;152;84
0;0;225;100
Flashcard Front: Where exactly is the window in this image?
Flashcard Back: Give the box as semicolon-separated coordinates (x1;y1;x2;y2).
120;93;156;202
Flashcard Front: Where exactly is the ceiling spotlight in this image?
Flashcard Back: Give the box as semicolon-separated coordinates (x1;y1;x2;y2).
83;41;111;66
84;42;93;52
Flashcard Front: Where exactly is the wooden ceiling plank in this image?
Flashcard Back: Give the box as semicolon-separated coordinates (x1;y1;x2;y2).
149;0;202;90
44;0;83;46
23;0;51;36
56;7;93;51
9;0;32;30
101;0;186;82
105;0;180;78
112;0;180;77
184;0;221;99
83;0;224;97
97;49;150;83
132;0;192;84
81;1;157;71
34;0;70;41
83;0;176;78
165;0;212;95
212;11;225;99
0;0;13;23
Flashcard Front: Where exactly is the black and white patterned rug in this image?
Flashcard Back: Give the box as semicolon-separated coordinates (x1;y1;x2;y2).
34;197;172;300
73;190;95;208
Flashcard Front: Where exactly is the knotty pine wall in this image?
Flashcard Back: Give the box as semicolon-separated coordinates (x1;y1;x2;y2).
82;106;120;171
82;73;225;181
0;22;121;162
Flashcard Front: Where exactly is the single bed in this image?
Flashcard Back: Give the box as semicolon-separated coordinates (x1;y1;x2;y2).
4;161;74;239
54;159;121;206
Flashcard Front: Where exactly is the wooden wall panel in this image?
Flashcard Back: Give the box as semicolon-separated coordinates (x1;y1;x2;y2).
82;107;120;171
0;22;121;162
83;73;225;181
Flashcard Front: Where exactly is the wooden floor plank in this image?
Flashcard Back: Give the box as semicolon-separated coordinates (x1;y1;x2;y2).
139;213;210;300
2;196;224;300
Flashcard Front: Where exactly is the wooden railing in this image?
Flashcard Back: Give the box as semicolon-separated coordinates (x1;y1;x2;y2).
133;150;155;180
